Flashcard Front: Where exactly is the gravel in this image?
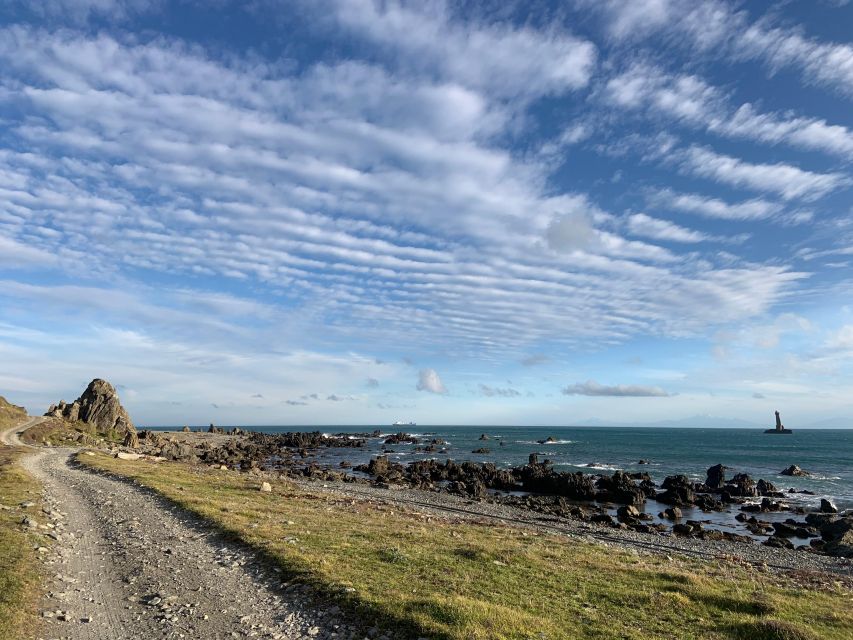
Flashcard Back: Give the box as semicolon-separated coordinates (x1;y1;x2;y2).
10;441;395;640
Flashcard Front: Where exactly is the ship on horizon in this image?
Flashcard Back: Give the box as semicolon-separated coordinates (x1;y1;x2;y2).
392;420;416;427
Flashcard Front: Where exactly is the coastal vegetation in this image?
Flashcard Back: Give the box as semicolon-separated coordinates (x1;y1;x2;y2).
0;397;42;640
80;451;853;640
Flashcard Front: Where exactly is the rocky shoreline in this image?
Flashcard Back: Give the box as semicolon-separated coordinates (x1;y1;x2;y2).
97;427;853;562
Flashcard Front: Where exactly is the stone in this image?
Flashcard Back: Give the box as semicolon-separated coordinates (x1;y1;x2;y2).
820;498;838;514
616;505;640;522
705;464;726;489
260;482;272;493
660;507;682;520
780;465;810;477
115;452;142;461
657;475;695;506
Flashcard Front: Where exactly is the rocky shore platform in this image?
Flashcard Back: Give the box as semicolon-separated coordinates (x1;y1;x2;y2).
87;427;853;568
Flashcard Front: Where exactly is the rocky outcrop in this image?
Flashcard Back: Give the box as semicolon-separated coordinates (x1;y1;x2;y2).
46;378;138;448
705;464;726;489
780;465;810;477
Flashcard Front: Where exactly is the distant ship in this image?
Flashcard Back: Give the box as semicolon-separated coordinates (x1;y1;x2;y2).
392;420;416;427
765;410;792;434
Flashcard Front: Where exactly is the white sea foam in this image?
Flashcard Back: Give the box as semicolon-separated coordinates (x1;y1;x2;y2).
515;439;574;445
560;462;620;471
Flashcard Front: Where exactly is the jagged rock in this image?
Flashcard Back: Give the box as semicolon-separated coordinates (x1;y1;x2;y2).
780;465;810;477
657;475;695;506
660;507;682;520
757;479;781;497
705;464;726;489
725;473;758;497
46;378;138;448
596;471;646;505
123;429;139;448
820;498;838;514
616;505;640;522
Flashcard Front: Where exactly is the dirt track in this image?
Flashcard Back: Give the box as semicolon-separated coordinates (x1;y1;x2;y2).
2;419;369;640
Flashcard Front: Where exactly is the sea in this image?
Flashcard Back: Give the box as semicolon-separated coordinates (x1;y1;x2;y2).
152;424;853;537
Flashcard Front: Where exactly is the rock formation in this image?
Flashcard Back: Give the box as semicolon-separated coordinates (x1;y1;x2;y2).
46;378;138;448
764;410;792;434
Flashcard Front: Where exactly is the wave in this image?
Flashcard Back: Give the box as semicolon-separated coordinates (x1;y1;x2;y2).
560;462;620;471
515;439;574;445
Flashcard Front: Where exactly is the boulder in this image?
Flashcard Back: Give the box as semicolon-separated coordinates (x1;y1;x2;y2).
725;473;758;497
780;465;810;477
260;482;272;492
657;475;695;506
705;464;726;490
596;471;646;505
616;505;640;522
820;498;838;514
660;507;682;520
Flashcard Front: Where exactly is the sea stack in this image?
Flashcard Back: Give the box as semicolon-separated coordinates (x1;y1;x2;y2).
764;410;792;434
46;378;139;447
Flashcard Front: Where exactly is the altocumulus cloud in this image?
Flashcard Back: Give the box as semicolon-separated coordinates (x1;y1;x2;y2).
478;384;521;398
562;380;670;397
417;369;447;394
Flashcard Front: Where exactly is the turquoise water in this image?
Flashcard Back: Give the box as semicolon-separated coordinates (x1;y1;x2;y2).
159;425;853;510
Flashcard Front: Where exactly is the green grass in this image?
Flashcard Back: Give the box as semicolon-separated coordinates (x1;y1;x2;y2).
80;452;853;640
0;397;43;640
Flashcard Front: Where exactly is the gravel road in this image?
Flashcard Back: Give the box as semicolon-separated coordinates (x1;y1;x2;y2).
3;420;381;640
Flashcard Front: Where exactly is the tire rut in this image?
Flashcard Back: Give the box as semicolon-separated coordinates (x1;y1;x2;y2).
23;448;367;640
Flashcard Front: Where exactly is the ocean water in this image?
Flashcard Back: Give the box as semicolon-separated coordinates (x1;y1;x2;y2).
154;424;853;536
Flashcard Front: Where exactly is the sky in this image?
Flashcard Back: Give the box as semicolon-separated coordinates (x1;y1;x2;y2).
0;0;852;427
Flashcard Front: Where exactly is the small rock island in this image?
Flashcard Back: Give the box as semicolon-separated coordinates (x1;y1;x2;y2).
764;410;792;434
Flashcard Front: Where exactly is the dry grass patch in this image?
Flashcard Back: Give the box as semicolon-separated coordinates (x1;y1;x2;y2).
79;452;853;640
0;397;43;640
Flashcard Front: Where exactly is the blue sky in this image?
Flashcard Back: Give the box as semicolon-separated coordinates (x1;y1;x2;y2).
0;0;852;426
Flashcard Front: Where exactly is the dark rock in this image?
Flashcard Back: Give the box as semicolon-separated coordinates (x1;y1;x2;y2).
763;535;794;549
616;505;640;522
537;436;557;444
772;522;799;537
820;498;838;514
705;464;726;489
384;432;419;445
478;433;490;441
693;494;724;511
780;465;810;477
471;448;491;454
528;453;538;465
660;507;682;520
590;513;614;526
725;473;758;497
596;471;646;505
657;475;695;506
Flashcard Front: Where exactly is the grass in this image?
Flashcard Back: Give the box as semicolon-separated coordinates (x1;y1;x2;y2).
0;397;43;640
20;416;119;447
79;451;853;640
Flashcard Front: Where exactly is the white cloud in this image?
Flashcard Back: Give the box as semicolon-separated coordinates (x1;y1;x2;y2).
626;213;707;243
561;380;670;397
604;63;853;159
478;384;521;398
329;0;597;100
681;146;848;201
650;189;782;221
417;368;447;394
588;0;853;96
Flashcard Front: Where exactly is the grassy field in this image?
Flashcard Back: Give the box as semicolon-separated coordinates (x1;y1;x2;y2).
0;397;42;640
80;451;853;640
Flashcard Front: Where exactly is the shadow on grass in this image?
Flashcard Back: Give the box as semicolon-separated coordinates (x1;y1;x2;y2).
725;618;817;640
72;455;454;640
